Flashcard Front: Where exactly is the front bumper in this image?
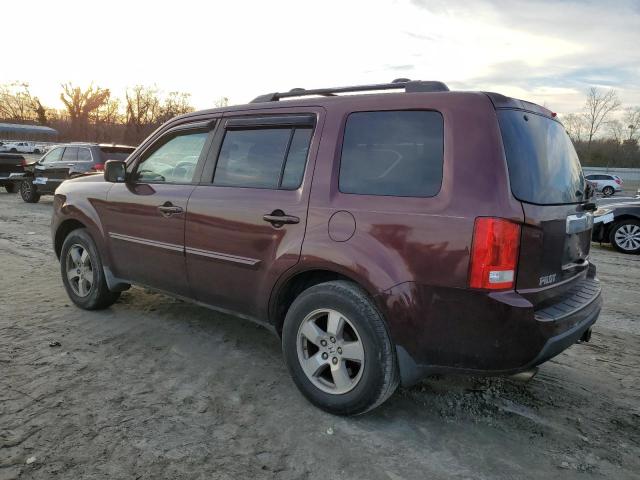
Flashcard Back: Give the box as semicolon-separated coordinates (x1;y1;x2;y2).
378;271;602;386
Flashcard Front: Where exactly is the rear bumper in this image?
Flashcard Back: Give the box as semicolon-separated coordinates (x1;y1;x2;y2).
378;270;602;386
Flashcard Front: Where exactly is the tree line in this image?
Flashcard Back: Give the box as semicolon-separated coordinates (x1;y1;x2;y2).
1;81;639;168
0;82;228;145
561;87;639;168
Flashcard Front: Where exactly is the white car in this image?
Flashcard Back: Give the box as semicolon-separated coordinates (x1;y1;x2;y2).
0;141;44;154
585;173;623;196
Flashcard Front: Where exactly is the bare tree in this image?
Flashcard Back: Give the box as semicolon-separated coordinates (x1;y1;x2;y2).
60;83;111;138
0;82;34;121
623;107;640;141
582;87;621;157
124;85;162;143
562;113;586;143
159;91;194;123
214;96;229;108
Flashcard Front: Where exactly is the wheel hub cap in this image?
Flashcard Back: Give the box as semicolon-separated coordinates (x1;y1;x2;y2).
296;308;365;395
65;244;94;297
614;224;640;251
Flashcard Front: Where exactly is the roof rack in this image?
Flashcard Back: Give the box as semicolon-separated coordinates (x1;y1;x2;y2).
250;78;449;103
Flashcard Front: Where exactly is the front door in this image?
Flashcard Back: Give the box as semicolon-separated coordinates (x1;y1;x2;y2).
185;111;322;319
101;123;214;296
46;146;79;192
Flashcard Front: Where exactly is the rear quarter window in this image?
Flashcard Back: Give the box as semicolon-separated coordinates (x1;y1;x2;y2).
339;110;444;197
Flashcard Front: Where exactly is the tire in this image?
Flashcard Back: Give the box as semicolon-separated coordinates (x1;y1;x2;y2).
602;186;614;196
610;220;640;254
4;183;17;193
9;148;17;153
19;180;40;203
281;280;399;415
34;149;40;154
60;228;121;309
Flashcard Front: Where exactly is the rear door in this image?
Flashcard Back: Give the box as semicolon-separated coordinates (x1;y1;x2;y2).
185;110;321;319
498;109;592;305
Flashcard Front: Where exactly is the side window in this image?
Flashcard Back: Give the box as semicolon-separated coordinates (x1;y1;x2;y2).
41;147;64;164
62;147;78;162
134;130;209;184
213;127;312;189
339;110;444;197
77;148;92;161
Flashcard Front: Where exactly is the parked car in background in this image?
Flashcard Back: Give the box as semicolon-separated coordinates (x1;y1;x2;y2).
593;201;640;254
19;143;135;203
0;141;44;154
0;153;26;192
585;173;623;196
51;80;601;415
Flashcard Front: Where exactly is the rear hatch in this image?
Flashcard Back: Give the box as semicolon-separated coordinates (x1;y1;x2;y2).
0;153;25;177
498;109;593;307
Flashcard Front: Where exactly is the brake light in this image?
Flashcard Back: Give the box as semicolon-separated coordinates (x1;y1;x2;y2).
20;158;27;166
469;218;521;290
615;178;621;185
92;162;105;172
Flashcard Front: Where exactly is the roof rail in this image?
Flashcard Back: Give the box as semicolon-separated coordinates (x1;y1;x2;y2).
250;78;449;103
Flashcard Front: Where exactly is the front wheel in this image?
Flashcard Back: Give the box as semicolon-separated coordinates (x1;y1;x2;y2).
282;280;399;415
60;228;121;309
602;186;614;196
610;220;640;254
20;180;40;203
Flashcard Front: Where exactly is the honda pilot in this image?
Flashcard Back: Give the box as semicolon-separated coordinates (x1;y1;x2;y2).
51;79;602;415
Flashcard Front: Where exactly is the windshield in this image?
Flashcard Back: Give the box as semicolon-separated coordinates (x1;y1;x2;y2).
498;110;585;205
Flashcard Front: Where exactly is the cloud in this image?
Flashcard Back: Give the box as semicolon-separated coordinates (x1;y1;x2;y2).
0;0;637;115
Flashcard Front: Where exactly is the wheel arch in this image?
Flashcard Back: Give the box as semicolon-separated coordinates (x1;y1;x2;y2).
269;267;380;337
54;219;88;258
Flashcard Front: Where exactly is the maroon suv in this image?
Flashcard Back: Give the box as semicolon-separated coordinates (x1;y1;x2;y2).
51;80;602;415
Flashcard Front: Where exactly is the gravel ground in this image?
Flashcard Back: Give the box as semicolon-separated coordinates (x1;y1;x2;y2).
0;192;639;480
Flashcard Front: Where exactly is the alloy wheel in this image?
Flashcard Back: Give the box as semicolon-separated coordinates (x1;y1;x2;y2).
614;224;640;252
296;308;365;394
65;244;94;297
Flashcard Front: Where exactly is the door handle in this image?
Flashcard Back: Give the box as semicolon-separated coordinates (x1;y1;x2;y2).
263;210;300;226
157;202;184;217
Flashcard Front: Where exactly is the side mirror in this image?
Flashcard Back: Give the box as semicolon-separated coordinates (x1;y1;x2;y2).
104;160;126;183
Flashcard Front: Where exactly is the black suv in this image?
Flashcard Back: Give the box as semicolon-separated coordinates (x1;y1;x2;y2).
20;143;135;203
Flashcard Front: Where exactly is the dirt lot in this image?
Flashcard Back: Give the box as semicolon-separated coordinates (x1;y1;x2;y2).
1;192;638;480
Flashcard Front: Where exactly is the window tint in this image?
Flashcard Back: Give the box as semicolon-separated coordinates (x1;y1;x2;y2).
62;147;78;162
339;111;444;197
214;127;312;189
41;147;63;164
498;110;585;204
135;131;208;183
77;148;92;161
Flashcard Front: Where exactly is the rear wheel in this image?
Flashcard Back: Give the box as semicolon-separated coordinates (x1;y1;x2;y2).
60;228;121;309
4;183;17;193
20;180;40;203
282;280;398;415
602;185;614;196
610;220;640;254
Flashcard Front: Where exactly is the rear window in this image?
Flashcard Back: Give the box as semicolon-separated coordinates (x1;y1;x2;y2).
498;110;585;205
100;147;134;162
339;110;444;197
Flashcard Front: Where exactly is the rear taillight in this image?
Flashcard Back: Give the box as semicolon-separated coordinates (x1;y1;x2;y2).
91;162;105;172
615;178;621;185
469;218;521;290
20;158;27;166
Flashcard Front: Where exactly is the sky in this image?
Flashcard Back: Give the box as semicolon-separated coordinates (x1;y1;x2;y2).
3;0;639;115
